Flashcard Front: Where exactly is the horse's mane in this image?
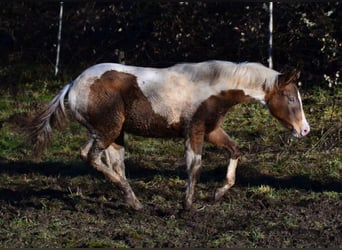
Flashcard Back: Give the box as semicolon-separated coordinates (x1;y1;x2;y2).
172;60;280;90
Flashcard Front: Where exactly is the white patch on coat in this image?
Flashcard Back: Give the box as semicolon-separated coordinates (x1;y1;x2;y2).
296;89;310;136
68;75;97;124
67;61;280;126
214;158;239;200
185;138;202;196
185;138;202;170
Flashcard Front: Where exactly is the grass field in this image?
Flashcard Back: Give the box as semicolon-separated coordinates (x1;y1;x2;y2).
0;76;341;247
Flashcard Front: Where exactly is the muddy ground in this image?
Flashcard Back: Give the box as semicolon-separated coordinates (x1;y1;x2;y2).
0;156;341;248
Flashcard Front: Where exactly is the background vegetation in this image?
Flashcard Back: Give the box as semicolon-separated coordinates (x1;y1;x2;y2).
0;1;341;88
0;1;341;248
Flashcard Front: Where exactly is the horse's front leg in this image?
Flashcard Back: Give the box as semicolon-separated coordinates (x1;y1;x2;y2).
184;129;204;210
205;127;241;201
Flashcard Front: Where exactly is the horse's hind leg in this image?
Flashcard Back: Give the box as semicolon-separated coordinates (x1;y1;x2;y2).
104;143;126;179
205;127;240;201
88;139;143;210
184;131;204;210
103;132;126;178
80;138;94;161
81;138;126;179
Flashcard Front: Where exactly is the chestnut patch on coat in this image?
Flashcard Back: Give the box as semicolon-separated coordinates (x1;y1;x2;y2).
87;71;128;146
192;89;252;132
188;89;252;153
87;70;182;145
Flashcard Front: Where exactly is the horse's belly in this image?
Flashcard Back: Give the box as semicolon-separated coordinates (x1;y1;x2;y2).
123;110;183;138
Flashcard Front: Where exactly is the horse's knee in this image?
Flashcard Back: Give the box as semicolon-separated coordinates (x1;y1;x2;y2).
229;143;241;159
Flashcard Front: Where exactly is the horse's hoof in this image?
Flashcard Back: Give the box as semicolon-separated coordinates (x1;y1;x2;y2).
126;197;143;210
182;200;193;211
214;188;225;201
128;201;143;210
132;202;144;210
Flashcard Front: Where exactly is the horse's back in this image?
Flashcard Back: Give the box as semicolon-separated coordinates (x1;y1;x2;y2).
67;61;264;138
66;63;178;138
66;61;233;134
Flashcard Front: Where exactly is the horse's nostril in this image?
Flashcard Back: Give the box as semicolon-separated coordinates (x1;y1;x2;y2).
301;126;310;136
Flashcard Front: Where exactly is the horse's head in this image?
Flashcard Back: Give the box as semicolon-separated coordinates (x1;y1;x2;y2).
265;70;310;138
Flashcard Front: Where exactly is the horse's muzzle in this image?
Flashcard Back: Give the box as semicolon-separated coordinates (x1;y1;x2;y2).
292;122;310;138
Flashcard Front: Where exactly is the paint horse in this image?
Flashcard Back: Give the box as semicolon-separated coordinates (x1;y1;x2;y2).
28;60;310;210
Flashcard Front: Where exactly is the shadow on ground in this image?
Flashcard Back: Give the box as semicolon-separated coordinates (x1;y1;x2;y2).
1;158;340;193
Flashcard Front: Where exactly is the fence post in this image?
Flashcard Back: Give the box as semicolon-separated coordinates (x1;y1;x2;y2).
55;1;64;76
268;2;273;69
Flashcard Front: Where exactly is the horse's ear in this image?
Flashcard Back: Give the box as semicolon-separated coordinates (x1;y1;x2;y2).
295;70;301;79
279;69;300;87
289;69;301;82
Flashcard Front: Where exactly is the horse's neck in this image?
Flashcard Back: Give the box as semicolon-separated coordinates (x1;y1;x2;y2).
224;62;279;104
241;88;267;105
223;76;267;104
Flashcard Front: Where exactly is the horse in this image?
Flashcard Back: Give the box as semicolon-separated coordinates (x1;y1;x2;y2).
27;60;310;210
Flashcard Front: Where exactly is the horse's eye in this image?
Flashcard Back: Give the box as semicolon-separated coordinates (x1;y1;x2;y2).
288;96;295;102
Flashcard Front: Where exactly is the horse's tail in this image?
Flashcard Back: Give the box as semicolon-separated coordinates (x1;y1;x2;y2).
27;82;74;157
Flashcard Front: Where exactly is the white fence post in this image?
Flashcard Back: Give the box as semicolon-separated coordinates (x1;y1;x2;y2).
55;1;64;76
268;2;273;69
